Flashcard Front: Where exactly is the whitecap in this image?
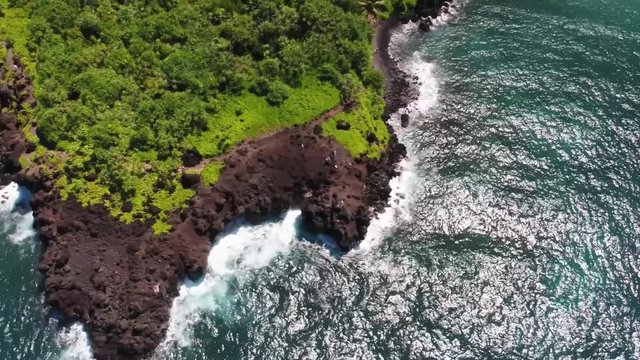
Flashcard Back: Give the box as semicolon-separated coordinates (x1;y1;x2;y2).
0;182;21;214
0;182;36;243
159;210;302;351
57;323;94;360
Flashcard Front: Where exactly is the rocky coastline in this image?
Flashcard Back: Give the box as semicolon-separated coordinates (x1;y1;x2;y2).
0;8;443;359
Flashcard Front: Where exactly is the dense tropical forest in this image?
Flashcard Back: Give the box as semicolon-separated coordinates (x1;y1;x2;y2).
0;0;415;232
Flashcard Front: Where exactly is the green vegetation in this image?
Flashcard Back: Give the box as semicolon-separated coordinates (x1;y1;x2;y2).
0;0;33;73
187;76;339;157
200;162;225;186
0;0;415;233
323;89;390;158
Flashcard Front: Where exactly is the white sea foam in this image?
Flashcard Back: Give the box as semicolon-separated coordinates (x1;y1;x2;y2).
57;323;94;360
354;28;443;254
0;182;36;243
351;158;418;255
159;210;302;351
0;182;20;214
398;59;440;120
430;0;466;27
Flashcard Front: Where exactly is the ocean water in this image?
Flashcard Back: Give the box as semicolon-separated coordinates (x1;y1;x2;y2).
2;0;640;358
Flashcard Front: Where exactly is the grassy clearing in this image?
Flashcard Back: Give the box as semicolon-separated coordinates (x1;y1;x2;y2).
187;76;340;157
0;0;34;73
200;161;225;186
323;89;390;159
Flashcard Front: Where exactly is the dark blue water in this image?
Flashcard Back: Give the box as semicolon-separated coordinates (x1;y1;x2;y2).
2;0;640;358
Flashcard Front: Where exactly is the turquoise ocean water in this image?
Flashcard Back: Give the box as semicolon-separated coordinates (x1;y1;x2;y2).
2;0;640;358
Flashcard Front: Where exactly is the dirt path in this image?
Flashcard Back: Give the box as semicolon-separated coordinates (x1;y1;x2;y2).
180;103;346;174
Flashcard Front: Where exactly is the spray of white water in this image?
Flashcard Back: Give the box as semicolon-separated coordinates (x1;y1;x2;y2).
158;210;302;351
0;182;20;213
353;24;444;254
57;323;93;360
431;0;467;27
0;182;35;244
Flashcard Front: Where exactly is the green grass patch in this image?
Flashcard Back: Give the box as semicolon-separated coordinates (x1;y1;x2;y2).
58;176;111;207
187;76;340;157
323;89;390;159
200;161;224;186
150;185;195;234
0;0;34;74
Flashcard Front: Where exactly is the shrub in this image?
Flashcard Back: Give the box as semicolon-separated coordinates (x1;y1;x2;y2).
266;80;290;106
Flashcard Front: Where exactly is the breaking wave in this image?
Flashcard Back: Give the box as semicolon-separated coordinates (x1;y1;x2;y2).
57;323;93;360
157;210;302;354
0;182;35;244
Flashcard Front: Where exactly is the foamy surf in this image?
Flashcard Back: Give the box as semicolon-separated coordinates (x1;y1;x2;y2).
158;210;302;352
0;182;36;244
353;25;443;254
57;323;93;360
0;182;20;214
351;158;418;255
430;0;466;27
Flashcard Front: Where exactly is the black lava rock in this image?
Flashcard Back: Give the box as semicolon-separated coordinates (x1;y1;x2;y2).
400;113;410;128
181;173;201;188
336;120;351;131
182;151;202;167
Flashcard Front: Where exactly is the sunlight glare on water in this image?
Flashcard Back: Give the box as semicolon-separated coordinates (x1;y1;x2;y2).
1;0;640;358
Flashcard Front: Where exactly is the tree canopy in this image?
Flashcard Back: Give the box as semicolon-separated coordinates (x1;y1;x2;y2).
0;0;415;232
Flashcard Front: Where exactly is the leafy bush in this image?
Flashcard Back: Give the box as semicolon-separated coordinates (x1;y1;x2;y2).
266;81;290;106
200;161;225;186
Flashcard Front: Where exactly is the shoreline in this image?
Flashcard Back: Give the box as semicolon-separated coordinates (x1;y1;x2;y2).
0;17;415;360
374;16;420;120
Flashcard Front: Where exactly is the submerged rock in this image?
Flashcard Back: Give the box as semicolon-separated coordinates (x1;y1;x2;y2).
401;113;410;128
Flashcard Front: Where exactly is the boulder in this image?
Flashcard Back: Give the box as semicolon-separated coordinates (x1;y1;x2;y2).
121;202;133;213
181;173;201;188
336;120;351;130
400;113;410;128
181;151;202;167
